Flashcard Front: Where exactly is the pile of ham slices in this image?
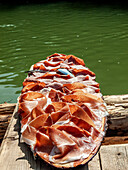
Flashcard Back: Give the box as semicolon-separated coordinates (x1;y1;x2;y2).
18;53;108;168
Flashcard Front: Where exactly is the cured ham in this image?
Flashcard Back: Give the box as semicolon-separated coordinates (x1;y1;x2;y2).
18;53;108;168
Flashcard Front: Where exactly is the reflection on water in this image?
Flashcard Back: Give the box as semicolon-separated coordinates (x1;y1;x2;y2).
0;1;128;103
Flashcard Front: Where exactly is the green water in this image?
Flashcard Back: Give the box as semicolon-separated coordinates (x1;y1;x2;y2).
0;1;128;103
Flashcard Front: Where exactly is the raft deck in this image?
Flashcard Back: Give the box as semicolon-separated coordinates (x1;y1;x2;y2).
0;94;128;170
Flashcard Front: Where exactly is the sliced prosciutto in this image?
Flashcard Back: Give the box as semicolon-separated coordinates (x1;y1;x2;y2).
18;53;108;168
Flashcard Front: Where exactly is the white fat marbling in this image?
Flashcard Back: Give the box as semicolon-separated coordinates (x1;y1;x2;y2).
50;152;89;164
21;118;30;133
55;119;70;125
40;87;52;110
20;134;35;147
71;65;87;70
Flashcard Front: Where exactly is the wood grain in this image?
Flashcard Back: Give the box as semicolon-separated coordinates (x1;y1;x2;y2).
0;103;16;141
102;136;128;145
99;144;128;170
0;103;16;115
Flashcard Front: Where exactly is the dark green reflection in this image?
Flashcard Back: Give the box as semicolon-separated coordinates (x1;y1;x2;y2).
0;1;128;103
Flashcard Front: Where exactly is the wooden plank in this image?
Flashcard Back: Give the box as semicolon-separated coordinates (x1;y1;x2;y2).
102;136;128;145
104;94;128;135
99;144;128;170
0;103;16;115
0;103;16;141
104;94;128;104
106;103;128;133
88;153;101;170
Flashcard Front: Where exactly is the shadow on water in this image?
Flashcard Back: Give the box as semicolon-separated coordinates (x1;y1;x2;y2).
0;0;128;10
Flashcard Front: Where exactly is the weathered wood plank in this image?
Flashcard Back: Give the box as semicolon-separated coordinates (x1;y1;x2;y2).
0;103;16;115
88;153;101;170
99;144;128;170
104;94;128;104
107;104;128;130
104;94;128;135
0;103;16;141
102;136;128;145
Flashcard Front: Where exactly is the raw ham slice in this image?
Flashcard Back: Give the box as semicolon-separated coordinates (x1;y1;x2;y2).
18;53;108;168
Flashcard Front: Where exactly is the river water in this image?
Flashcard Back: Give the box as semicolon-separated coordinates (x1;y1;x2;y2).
0;1;128;103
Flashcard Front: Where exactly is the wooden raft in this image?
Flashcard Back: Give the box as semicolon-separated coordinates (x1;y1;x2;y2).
0;94;128;170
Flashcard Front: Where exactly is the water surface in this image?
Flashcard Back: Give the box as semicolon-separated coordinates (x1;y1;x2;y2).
0;1;128;103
